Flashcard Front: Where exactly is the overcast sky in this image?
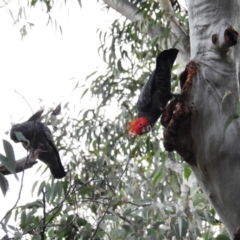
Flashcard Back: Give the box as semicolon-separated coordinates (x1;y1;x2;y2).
0;1;117;130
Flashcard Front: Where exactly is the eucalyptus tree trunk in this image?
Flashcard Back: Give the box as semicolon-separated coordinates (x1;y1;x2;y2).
163;0;240;238
103;0;240;238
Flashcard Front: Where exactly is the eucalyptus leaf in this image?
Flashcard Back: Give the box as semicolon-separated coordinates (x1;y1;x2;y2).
214;234;231;240
2;140;16;169
0;172;9;196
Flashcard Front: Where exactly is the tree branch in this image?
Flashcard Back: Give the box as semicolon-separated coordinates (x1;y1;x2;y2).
0;156;29;223
41;190;46;240
102;0;165;38
91;150;132;239
106;210;133;226
50;216;77;240
101;0;190;64
10;89;33;114
23;178;95;238
0;157;38;175
158;0;190;53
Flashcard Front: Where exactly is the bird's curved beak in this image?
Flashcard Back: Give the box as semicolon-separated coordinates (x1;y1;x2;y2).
141;125;151;134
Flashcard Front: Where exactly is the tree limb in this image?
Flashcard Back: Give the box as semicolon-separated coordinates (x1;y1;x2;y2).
102;0;143;22
158;0;190;55
106;210;133;226
0;157;38;175
10;89;33;114
102;0;165;39
101;0;190;64
90;148;132;239
41;190;46;240
0;156;28;223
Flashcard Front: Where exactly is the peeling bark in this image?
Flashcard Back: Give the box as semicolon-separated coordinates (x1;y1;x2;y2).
162;61;197;164
162;0;240;238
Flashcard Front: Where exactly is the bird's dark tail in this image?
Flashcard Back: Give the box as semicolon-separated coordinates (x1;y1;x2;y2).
156;48;178;68
50;164;66;179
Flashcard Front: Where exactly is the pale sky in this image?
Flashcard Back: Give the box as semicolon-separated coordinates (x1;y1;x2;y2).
0;1;116;130
0;0;119;235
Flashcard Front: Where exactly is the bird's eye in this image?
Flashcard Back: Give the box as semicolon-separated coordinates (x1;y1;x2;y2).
139;123;143;126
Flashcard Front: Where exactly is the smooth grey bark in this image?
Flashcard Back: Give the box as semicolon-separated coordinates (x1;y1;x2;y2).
102;0;240;237
0;157;38;175
102;0;190;65
187;0;240;238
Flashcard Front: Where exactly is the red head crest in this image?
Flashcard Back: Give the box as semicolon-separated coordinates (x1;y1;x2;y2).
128;117;151;136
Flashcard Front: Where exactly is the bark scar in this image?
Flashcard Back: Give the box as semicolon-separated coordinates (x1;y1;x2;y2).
224;27;238;46
212;34;218;44
161;61;198;164
212;26;238;49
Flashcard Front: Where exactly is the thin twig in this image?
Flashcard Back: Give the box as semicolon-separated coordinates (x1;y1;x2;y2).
0;0;13;8
24;178;95;237
106;210;133;226
101;229;111;240
23;183;75;237
41;190;46;240
91;151;132;239
0;154;29;223
10;89;33;114
50;217;77;240
91;195;112;240
125;201;152;207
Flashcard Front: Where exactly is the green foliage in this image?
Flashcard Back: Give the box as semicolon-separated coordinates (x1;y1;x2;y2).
0;140;16;176
0;0;227;239
214;234;231;240
183;162;192;180
0;173;8;197
0;140;18;196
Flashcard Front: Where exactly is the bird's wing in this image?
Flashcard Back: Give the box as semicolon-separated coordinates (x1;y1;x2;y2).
137;49;178;116
136;70;156;113
154;59;172;97
39;125;66;179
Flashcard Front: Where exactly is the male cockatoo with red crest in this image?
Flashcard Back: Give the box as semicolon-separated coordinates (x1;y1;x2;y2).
128;48;178;136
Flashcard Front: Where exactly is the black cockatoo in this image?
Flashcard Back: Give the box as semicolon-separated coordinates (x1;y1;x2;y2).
128;48;178;136
10;110;66;179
